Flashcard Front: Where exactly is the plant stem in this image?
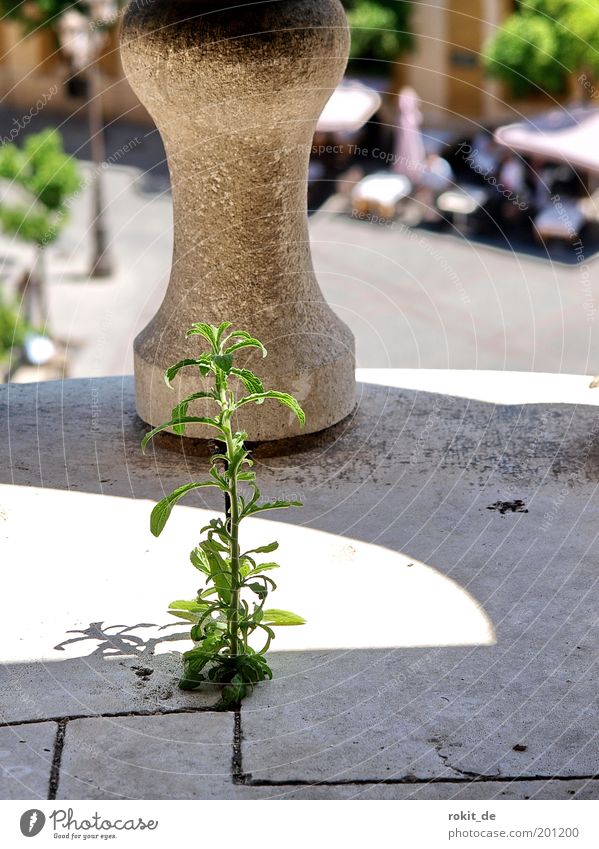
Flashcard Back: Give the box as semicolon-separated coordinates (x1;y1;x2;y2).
220;377;240;659
228;450;241;658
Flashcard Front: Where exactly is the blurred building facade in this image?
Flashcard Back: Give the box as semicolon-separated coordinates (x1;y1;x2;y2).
402;0;514;125
0;1;573;129
0;19;146;124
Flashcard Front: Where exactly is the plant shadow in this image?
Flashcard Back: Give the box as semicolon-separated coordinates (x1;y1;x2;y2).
53;621;190;661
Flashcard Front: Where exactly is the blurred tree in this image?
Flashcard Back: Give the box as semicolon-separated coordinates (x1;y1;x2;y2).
0;0;125;276
342;0;413;65
484;0;599;97
0;1;90;30
0;291;33;368
0;129;81;328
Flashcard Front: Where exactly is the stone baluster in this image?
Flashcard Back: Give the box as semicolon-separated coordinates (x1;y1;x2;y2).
120;0;356;440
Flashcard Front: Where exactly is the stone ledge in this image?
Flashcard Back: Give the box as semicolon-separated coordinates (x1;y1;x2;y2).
0;371;597;798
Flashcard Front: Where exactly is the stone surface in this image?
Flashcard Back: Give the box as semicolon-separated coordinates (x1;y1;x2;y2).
239;648;598;783
120;0;356;440
0;654;220;725
1;372;598;796
0;723;56;800
57;713;233;799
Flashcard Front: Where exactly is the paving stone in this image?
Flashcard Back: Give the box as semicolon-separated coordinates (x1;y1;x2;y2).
57;713;234;799
0;654;220;725
240;643;598;783
0;723;56;800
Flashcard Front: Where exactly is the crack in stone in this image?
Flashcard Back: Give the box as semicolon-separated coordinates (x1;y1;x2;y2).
436;746;501;781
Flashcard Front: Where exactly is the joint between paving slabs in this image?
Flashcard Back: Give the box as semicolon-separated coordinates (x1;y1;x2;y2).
48;719;67;800
0;703;234;730
245;774;599;788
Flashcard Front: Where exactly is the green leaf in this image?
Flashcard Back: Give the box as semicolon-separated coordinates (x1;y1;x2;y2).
208;465;228;489
230;367;264;395
199;541;232;604
185;323;220;351
244;499;302;517
200;517;230;542
224;331;267;358
220;674;247;706
215;321;233;346
212;353;233;373
247;562;281;576
243;541;279;555
190;546;211;574
141;416;222;451
256;623;276;654
262;609;306;626
168;599;211;623
164;356;211;388
237;471;257;483
172;392;216;433
150;481;218;536
237;391;305;426
247;581;268;600
179;645;214;690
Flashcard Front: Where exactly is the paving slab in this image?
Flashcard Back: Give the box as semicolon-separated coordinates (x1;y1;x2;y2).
57;713;233;799
0;654;220;725
240;647;598;783
0;723;56;800
1;373;598;795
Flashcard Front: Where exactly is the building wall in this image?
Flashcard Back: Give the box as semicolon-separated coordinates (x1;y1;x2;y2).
402;0;449;125
0;20;150;126
0;2;566;133
403;0;555;128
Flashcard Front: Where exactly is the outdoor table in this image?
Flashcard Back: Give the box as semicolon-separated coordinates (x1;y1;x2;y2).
436;185;489;230
534;199;585;244
351;172;412;219
317;79;382;134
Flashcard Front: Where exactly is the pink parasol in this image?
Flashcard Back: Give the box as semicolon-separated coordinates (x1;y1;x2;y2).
393;86;427;183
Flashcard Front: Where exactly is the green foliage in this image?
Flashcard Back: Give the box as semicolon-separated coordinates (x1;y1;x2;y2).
142;322;306;705
484;0;599;96
342;0;413;63
0;129;81;246
0;293;32;360
0;0;125;33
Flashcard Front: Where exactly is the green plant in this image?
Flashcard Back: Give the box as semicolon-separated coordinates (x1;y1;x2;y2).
0;1;124;33
0;0;126;276
484;0;599;97
0;292;33;364
342;0;413;65
0;129;81;247
0;129;81;328
141;322;307;705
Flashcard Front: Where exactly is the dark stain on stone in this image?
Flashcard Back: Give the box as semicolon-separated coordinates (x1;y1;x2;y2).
487;500;528;515
131;666;154;679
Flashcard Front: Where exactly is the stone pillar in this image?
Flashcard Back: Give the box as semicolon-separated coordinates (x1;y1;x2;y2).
120;0;356;441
